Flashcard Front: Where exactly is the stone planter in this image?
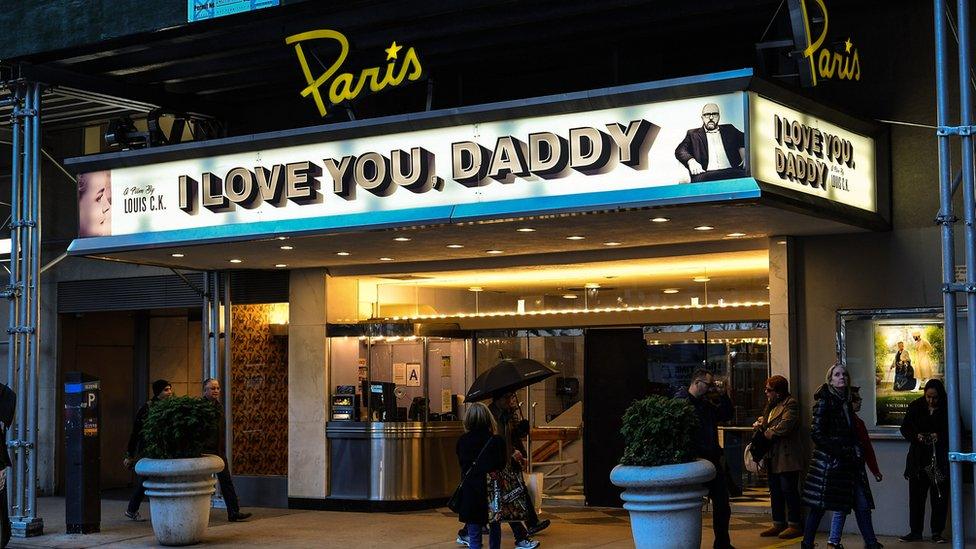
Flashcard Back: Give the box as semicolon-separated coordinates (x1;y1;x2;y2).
135;455;225;546
610;459;716;549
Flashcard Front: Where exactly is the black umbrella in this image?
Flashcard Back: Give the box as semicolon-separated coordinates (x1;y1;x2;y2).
465;358;558;402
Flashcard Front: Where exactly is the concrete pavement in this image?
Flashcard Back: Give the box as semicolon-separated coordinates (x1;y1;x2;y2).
2;497;945;548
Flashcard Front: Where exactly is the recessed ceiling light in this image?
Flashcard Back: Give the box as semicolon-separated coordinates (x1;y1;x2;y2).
651;217;670;223
447;244;465;249
486;249;504;254
562;294;578;299
393;236;411;242
693;276;710;282
603;241;622;246
663;288;680;294
275;264;287;268
766;285;770;290
516;228;536;232
379;257;394;261
171;253;184;258
336;251;351;256
777;240;787;245
693;225;714;231
276;236;288;240
280;245;294;250
566;235;585;240
584;283;601;289
229;259;242;264
726;232;746;238
468;286;484;292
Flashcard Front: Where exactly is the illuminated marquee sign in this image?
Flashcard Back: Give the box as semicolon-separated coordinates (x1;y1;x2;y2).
73;87;878;243
286;29;424;117
750;94;876;212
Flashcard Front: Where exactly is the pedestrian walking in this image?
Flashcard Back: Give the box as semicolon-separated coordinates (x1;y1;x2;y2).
898;379;949;544
454;402;507;549
0;382;15;548
826;386;884;549
123;379;172;521
681;369;735;549
203;378;251;522
801;363;873;549
754;375;803;540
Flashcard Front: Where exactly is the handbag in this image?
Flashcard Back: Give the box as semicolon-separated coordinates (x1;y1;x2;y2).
743;442;765;474
488;466;530;522
448;438;493;513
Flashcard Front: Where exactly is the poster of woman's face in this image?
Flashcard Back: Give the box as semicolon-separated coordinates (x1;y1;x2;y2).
77;170;111;237
874;323;944;426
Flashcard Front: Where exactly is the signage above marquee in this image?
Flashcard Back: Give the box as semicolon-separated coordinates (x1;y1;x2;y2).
788;0;861;87
69;71;883;251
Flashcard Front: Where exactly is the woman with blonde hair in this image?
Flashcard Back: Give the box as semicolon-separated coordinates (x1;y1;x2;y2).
455;402;506;549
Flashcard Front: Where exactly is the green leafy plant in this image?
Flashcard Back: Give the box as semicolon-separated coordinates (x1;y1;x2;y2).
142;396;219;459
619;395;699;467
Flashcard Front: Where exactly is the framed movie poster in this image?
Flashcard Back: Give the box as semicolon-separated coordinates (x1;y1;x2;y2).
873;323;944;426
839;308;950;430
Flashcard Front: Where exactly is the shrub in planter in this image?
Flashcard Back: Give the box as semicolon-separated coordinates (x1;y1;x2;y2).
611;395;716;549
136;396;225;546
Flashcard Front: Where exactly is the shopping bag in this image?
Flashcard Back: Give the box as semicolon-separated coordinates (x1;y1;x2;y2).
488;468;530;522
523;471;544;514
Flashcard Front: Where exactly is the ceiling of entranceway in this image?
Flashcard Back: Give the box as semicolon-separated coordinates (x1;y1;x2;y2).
90;198;861;273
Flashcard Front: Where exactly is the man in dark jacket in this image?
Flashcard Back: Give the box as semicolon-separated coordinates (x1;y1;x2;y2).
898;379;949;543
674;103;746;183
682;369;734;549
0;382;15;548
123;379;171;521
204;378;251;522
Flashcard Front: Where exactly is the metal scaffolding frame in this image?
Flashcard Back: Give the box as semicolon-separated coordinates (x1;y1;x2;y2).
3;81;44;537
935;1;976;547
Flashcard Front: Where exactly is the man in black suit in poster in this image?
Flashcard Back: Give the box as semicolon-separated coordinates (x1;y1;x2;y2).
675;103;746;182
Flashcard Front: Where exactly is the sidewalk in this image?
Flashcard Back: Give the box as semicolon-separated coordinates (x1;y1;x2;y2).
4;497;943;548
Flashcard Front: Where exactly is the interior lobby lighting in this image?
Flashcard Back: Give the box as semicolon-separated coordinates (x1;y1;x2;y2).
516;228;536;232
383;300;769;321
486;249;504;254
566;235;585;240
393;237;412;242
336;251;351;256
726;232;746;237
651;217;670;223
229;259;242;264
663;288;680;294
280;245;294;250
603;241;622;246
584;283;601;289
171;253;184;258
562;294;578;299
275;264;288;268
379;257;395;261
468;286;483;292
693;276;711;282
276;236;288;240
694;225;714;231
447;244;465;248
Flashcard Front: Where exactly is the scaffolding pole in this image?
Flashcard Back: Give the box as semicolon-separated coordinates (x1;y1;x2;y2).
936;1;976;547
5;80;44;538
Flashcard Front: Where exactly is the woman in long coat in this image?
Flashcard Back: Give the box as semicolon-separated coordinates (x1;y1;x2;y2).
455;402;507;549
800;363;873;549
755;375;804;539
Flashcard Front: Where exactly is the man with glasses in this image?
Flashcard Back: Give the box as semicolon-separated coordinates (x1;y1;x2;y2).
674;103;746;183
682;369;735;549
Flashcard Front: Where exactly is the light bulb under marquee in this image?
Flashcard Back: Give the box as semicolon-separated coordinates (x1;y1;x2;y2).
336;251;351;256
651;217;670;223
380;301;768;322
171;253;184;258
229;259;242;263
280;245;294;250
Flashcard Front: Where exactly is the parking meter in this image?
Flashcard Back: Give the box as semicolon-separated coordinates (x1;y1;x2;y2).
64;372;100;534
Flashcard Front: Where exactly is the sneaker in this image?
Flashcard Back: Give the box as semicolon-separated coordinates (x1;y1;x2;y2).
932;534;947;544
515;540;541;549
123;510;146;522
455;535;470;546
228;512;252;522
526;519;551;537
898;533;922;542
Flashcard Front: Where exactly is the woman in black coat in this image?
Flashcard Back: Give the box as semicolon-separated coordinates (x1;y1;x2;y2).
455;402;507;549
800;363;875;549
898;379;949;543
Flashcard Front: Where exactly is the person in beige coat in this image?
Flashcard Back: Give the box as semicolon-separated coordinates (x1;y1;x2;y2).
754;375;804;539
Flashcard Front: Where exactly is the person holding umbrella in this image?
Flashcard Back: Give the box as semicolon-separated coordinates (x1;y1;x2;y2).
457;358;556;548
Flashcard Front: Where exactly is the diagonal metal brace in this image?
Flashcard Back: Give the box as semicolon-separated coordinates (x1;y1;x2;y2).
938;125;976;135
948;452;976;462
